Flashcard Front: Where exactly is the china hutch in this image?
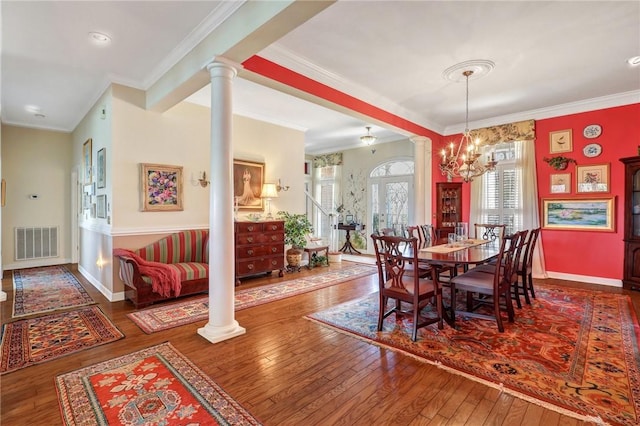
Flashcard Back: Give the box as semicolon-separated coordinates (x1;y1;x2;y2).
621;156;640;291
435;182;462;235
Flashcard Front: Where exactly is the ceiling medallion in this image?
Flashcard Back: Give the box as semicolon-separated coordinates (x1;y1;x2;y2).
442;60;495;82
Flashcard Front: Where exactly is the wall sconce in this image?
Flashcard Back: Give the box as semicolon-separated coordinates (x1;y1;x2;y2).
261;183;279;219
193;171;209;188
276;179;289;192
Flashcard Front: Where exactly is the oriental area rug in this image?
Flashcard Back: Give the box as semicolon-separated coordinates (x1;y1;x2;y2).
306;285;640;426
128;263;376;333
0;306;124;374
12;265;95;318
55;342;261;425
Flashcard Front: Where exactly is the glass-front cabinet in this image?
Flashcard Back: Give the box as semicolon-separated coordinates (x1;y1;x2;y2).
435;182;462;235
621;156;640;291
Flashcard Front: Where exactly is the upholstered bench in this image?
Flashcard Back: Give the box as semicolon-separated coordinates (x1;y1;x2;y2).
115;229;209;308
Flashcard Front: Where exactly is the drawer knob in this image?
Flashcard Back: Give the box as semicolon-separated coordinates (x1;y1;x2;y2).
247;249;254;255
271;247;276;253
247;237;254;243
247;264;254;270
248;226;254;231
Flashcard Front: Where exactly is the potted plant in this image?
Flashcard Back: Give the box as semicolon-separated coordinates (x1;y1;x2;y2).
277;211;314;271
543;155;576;170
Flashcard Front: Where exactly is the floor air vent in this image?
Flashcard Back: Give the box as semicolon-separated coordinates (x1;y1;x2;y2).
15;226;59;260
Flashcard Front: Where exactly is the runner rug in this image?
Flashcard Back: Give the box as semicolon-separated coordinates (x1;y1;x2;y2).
56;342;261;425
128;263;376;334
305;285;640;426
12;265;95;318
1;306;124;374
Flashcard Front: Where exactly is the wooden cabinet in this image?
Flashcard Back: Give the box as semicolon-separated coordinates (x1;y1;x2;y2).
235;220;285;285
621;156;640;291
435;182;462;234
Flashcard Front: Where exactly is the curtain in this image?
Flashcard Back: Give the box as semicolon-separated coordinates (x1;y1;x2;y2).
470;136;547;279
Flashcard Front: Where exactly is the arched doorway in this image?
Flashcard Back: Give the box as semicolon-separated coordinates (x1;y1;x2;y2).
369;158;415;239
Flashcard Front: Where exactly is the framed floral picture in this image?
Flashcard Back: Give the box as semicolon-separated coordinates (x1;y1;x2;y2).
549;129;572;154
96;148;106;189
576;163;609;193
233;159;264;211
542;197;615;232
550;173;571;194
140;163;183;211
82;138;92;184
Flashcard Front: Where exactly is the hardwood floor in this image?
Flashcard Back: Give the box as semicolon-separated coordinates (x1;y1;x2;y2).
1;261;638;425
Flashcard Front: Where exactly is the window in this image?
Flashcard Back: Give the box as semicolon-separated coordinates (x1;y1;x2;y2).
477;142;521;235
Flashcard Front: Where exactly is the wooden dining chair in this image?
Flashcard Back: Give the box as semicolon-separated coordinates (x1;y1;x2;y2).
371;234;443;341
449;230;526;332
516;227;541;305
472;229;529;308
396;227;432;278
474;223;506;242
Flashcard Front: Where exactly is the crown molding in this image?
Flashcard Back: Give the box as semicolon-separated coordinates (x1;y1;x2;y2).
444;90;640;135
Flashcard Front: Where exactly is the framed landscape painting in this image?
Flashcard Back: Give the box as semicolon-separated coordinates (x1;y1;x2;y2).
233;159;264;211
542;197;615;232
140;163;183;211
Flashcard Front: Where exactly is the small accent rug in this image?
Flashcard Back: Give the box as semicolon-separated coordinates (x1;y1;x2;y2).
12;265;95;318
305;285;640;426
56;342;261;425
1;306;124;375
128;263;376;334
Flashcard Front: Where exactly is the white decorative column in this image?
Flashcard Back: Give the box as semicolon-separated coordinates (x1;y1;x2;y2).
411;136;430;225
198;59;246;344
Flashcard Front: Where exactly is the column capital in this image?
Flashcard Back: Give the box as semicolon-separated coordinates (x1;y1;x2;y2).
410;135;431;145
206;57;241;79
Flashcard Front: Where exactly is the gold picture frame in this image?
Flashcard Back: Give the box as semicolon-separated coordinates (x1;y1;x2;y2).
233;159;265;211
576;163;609;193
549;129;572;154
542;197;615;232
82;138;92;184
140;163;183;211
550;173;571;194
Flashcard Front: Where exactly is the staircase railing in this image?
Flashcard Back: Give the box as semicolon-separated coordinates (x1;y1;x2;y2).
304;190;339;252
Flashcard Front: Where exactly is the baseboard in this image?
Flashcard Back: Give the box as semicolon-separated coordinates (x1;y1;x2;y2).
4;258;73;271
546;271;622;288
77;265;126;302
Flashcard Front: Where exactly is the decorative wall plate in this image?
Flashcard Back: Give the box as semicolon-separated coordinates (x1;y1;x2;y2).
583;124;602;139
582;143;602;158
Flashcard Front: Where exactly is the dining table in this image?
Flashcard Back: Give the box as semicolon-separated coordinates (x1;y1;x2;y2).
403;238;502;326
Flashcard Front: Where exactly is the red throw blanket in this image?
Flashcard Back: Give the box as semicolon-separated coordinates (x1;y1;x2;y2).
113;248;182;298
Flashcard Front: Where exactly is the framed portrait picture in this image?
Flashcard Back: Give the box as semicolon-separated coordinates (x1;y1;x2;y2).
97;148;106;189
542;197;615;232
549;129;572;154
576;163;609;193
96;194;107;218
233;159;264;211
550;173;571;194
82;138;92;184
140;163;183;211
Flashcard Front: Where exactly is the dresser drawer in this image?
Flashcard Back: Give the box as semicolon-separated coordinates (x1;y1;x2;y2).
236;256;284;276
236;232;284;245
236;244;284;258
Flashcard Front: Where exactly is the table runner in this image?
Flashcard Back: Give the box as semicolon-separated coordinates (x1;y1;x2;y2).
420;239;487;254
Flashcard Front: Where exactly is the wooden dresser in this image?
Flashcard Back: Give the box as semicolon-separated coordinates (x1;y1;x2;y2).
234;220;285;285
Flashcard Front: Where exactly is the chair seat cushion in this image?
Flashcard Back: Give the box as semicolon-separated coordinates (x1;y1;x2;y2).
450;270;494;291
385;276;436;296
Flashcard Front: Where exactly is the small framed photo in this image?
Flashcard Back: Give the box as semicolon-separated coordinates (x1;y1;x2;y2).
576;163;609;193
550;173;571;194
140;163;183;211
345;214;354;224
82;138;92;184
97;148;106;189
549;129;572;154
96;194;107;219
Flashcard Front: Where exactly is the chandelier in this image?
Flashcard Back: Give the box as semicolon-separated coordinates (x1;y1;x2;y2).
439;70;497;182
360;126;377;153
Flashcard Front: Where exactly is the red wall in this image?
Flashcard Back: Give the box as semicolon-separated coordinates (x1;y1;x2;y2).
433;103;640;281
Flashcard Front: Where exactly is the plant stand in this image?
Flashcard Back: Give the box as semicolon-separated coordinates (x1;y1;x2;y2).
304;246;329;269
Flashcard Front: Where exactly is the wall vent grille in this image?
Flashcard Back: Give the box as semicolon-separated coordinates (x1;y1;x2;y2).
14;226;59;260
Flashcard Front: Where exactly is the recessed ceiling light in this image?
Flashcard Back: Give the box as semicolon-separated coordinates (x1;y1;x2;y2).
25;105;41;113
627;56;640;66
89;32;111;44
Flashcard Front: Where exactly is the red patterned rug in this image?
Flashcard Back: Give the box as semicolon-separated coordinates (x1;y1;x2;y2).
1;306;124;374
12;265;95;317
306;284;640;426
128;263;376;333
56;342;261;425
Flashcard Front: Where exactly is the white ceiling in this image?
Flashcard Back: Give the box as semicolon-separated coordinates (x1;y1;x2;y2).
2;1;639;155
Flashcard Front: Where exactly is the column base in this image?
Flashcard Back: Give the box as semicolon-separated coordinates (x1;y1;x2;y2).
197;320;246;344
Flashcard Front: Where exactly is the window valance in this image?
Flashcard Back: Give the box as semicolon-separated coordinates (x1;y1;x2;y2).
471;119;535;145
313;152;343;168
